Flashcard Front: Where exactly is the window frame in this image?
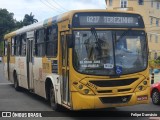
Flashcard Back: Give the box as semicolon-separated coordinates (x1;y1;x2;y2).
46;25;58;57
120;0;128;8
156;18;159;27
11;37;15;56
151;0;154;7
35;29;46;57
4;40;8;56
109;0;112;6
14;35;21;56
138;0;144;5
20;33;27;56
157;2;160;9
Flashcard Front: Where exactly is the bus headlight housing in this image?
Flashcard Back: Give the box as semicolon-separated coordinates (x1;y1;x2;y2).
138;86;143;91
78;84;83;89
73;81;94;95
84;89;90;94
143;81;147;85
135;80;148;92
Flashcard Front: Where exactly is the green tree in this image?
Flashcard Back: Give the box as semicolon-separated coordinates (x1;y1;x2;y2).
0;9;38;56
0;8;16;56
15;20;23;29
23;12;38;26
155;56;160;66
0;42;3;56
0;8;16;41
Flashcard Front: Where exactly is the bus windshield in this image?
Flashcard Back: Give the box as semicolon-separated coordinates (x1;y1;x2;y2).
73;30;147;76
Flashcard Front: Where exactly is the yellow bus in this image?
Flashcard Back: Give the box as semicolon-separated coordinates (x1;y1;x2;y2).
3;10;150;110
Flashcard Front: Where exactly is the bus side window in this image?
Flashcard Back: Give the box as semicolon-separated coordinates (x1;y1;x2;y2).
4;40;8;56
11;37;15;56
14;36;21;56
35;29;46;57
14;37;16;55
21;34;26;56
46;25;58;57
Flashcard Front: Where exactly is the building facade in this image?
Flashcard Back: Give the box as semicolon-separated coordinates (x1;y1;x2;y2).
105;0;160;60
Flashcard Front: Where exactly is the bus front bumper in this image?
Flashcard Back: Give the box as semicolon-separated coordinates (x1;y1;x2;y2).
71;87;150;110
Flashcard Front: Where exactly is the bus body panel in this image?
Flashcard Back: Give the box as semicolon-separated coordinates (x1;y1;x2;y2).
3;10;150;110
45;74;62;104
71;87;150;110
16;56;28;89
14;57;26;89
32;57;43;95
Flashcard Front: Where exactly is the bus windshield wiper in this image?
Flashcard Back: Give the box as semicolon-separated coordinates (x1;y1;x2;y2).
90;27;102;57
116;28;132;42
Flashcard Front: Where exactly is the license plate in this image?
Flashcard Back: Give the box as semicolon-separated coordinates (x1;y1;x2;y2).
137;95;148;101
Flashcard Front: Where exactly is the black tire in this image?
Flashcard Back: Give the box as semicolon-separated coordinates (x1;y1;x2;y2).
49;84;60;111
152;89;160;105
14;72;21;91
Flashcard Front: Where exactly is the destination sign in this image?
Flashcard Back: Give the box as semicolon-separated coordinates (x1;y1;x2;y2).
80;16;138;26
72;12;144;28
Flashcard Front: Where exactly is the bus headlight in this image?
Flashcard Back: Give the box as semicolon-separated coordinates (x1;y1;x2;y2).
138;86;143;91
135;79;148;92
78;84;83;89
143;81;147;85
73;81;94;95
84;89;90;94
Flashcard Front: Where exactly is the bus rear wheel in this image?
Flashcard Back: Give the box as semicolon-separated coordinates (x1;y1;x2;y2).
13;72;20;91
49;84;60;111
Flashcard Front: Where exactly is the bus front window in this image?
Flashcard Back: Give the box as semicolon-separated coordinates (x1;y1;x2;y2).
73;31;115;75
115;30;147;74
73;30;147;76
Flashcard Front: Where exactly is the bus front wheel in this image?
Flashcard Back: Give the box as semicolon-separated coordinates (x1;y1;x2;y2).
49;84;60;111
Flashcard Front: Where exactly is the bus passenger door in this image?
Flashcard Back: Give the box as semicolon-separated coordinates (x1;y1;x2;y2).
26;31;34;91
60;32;70;105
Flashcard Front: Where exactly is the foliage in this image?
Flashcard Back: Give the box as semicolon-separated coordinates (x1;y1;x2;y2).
0;8;16;41
155;57;160;67
0;9;38;56
0;41;3;56
23;12;38;26
0;9;38;41
156;56;160;61
149;60;155;69
149;57;160;69
15;20;24;29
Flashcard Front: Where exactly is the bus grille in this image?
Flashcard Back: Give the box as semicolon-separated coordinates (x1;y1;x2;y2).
97;90;112;93
89;78;137;87
99;95;132;104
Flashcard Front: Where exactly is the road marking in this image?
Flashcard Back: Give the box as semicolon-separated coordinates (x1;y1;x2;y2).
0;83;13;85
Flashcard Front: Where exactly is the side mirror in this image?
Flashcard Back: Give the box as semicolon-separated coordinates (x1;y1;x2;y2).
66;34;73;48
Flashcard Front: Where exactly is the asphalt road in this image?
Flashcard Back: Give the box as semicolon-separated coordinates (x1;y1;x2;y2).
0;63;159;120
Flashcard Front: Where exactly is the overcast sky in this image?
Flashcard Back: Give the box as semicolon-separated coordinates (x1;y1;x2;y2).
0;0;106;21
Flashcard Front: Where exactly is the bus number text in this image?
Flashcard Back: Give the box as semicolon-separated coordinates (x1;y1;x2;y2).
87;16;100;23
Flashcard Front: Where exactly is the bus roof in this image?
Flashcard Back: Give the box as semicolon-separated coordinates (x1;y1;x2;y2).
4;9;141;39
